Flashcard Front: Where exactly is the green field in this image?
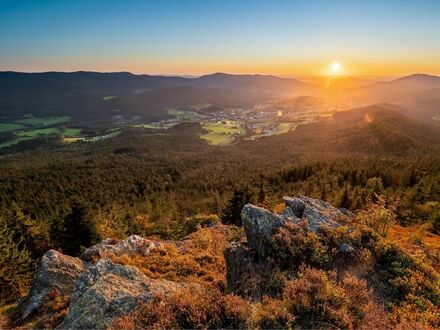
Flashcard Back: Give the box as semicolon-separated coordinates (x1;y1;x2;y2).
134;123;177;130
0;123;25;133
247;122;297;140
17;128;62;138
63;128;82;136
0;137;32;149
200;120;244;145
14;114;70;127
167;107;187;117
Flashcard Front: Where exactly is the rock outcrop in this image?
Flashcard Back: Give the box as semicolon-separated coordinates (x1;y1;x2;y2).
60;258;182;329
226;194;354;292
282;194;352;231
15;236;181;329
241;204;288;258
15;250;85;323
16;196;353;328
81;235;162;262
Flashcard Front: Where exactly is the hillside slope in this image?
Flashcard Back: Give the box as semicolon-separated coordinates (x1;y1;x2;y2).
6;195;439;329
248;105;440;157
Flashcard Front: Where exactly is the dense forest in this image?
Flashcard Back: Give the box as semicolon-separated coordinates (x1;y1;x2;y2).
1;118;439;308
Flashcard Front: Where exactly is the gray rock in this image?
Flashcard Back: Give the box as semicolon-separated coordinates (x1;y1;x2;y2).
225;195;355;294
60;258;182;329
15;250;85;323
283;194;353;231
339;243;354;253
224;242;254;293
81;235;161;262
241;204;292;258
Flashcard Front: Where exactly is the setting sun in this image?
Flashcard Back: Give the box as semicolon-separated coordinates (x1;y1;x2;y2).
330;62;342;75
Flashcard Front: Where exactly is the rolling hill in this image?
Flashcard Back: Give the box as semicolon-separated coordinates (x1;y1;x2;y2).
247;104;440;157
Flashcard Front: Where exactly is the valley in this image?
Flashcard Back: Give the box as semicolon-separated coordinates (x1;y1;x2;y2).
0;71;439;330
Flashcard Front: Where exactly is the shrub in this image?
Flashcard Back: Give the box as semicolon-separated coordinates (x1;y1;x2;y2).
36;288;70;329
248;297;294;329
267;221;331;269
110;285;250;329
282;266;380;329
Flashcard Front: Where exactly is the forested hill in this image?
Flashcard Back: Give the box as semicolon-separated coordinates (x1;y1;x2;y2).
0;71;307;120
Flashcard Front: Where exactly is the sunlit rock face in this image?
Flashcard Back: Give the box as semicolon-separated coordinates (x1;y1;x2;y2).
60;259;182;329
15;250;85;323
240;194;352;259
225;194;354;293
282;194;352;231
81;235;162;262
15;236;182;329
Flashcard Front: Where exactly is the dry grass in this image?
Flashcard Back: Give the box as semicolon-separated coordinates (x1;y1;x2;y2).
110;224;242;288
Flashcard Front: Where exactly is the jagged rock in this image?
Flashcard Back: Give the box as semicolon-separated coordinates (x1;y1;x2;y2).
240;195;353;258
60;258;182;329
224;242;254;293
283;194;353;231
15;250;85;323
241;204;291;258
81;235;162;262
226;195;355;294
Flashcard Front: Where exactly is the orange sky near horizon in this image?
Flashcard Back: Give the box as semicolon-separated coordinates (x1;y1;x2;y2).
6;56;440;78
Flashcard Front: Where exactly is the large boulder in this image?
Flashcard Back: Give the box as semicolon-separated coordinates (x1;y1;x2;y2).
241;204;292;258
81;235;162;262
283;194;353;231
226;195;354;294
15;250;85;323
60;258;182;329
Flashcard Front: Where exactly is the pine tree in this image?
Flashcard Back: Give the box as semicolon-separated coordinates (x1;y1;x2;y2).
59;202;100;256
339;186;351;209
221;188;252;226
0;218;34;303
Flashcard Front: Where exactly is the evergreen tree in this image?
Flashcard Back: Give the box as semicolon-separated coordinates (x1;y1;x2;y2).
221;188;252;226
0;217;34;303
59;202;100;256
339;186;351;209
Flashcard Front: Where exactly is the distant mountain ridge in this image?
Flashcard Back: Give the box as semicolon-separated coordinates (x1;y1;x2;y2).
1;71;439;125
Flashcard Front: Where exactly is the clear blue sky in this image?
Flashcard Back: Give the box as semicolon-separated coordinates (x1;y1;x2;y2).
1;0;439;76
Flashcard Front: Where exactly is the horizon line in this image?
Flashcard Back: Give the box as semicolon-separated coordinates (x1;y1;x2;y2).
1;70;439;81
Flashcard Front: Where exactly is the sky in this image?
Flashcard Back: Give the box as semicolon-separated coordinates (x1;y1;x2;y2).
0;0;439;77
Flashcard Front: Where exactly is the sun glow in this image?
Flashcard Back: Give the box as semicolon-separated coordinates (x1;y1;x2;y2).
330;62;342;75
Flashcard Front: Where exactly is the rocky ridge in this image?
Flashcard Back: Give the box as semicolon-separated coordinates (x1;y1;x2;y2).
15;194;353;329
225;194;353;292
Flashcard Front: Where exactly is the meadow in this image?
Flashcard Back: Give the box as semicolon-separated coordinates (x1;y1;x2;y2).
14;114;71;126
0;114;83;149
200;120;244;145
0;123;25;133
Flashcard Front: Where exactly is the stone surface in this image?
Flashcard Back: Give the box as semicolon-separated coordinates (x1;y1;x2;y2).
15;250;85;323
60;258;182;329
224;242;254;293
225;195;355;293
283;194;353;231
339;243;355;253
241;204;291;258
81;235;162;262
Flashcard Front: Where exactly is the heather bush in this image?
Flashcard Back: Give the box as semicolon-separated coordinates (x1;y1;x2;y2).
110;285;250;329
248;297;294;329
267;220;331;269
375;242;440;327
